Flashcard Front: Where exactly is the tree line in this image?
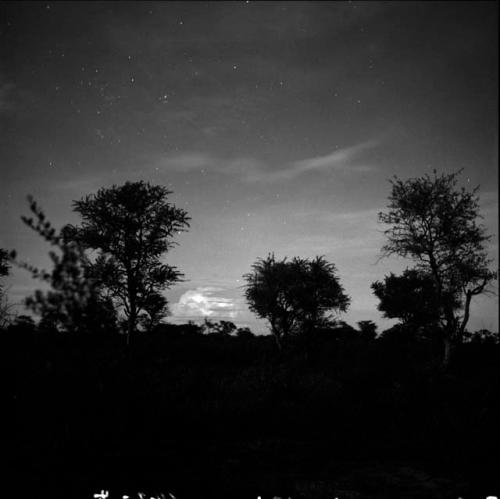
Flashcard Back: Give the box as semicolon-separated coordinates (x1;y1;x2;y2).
0;170;497;367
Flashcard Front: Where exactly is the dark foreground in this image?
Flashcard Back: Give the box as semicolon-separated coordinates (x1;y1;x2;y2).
3;324;499;498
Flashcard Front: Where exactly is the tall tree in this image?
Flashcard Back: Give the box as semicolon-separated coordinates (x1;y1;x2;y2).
243;254;350;348
68;181;190;338
378;170;496;366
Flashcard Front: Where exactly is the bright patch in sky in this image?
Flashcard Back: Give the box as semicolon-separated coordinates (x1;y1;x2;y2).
172;287;238;319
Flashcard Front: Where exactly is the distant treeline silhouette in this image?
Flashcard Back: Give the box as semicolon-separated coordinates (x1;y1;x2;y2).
2;170;496;366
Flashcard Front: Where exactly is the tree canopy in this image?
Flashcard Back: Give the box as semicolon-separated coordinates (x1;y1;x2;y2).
68;181;190;337
243;254;350;348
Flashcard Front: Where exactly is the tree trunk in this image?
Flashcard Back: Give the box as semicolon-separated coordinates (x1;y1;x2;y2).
127;295;137;344
458;291;473;343
270;320;282;351
442;335;452;369
276;336;282;351
441;300;458;369
127;311;136;345
126;269;137;345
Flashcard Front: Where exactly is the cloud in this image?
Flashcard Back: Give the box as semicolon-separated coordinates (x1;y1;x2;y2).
248;140;378;182
171;286;240;319
165;153;214;171
298;142;378;170
156;140;378;183
292;207;382;224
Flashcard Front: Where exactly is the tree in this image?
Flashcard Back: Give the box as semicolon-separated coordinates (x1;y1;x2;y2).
11;196;116;333
68;181;190;339
243;254;350;348
0;248;12;329
378;170;496;366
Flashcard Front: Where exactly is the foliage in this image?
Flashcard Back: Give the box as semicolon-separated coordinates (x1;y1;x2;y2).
378;170;496;364
371;268;460;329
11;196;117;333
243;254;350;347
68;181;190;336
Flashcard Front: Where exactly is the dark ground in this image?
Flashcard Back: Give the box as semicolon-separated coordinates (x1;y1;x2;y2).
2;324;499;498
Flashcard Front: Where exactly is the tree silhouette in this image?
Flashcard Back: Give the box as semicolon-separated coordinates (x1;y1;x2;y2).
67;181;190;339
378;170;496;366
11;196;116;333
243;254;350;348
0;248;12;329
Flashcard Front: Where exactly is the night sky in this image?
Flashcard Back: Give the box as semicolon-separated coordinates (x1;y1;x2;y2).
1;1;498;333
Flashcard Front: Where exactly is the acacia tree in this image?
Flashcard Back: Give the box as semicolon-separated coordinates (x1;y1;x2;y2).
378;170;496;366
243;254;350;348
68;181;190;338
